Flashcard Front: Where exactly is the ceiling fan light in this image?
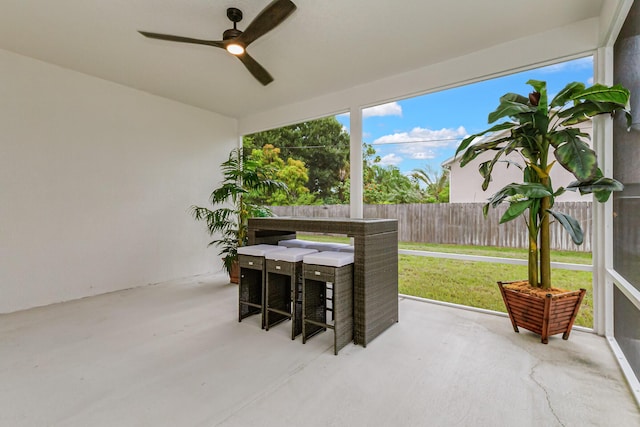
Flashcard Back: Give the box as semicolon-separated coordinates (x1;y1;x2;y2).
226;43;245;55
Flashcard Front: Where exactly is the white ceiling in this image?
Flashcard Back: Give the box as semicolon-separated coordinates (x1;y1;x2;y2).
0;0;613;120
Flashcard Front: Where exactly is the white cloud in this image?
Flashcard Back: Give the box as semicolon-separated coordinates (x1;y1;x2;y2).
408;149;437;160
587;76;594;85
372;126;467;161
363;102;402;118
378;153;403;166
373;126;466;146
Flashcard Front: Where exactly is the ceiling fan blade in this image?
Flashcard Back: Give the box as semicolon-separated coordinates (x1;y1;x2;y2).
239;0;297;46
236;52;274;86
138;31;225;49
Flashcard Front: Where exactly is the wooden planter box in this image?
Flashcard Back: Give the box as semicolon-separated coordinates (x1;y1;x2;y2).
498;281;586;344
229;260;240;284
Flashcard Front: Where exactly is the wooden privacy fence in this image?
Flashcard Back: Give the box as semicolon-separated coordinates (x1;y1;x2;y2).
269;202;592;252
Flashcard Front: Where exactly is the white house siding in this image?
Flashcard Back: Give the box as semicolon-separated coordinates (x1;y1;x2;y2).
0;49;237;313
446;122;593;203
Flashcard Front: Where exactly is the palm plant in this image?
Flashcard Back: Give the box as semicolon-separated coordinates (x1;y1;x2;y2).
411;166;450;202
190;148;287;276
455;80;630;289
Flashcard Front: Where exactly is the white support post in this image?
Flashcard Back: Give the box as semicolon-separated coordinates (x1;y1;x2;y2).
592;47;615;336
349;106;363;219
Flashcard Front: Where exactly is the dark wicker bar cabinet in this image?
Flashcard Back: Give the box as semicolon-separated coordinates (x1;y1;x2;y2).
248;217;398;347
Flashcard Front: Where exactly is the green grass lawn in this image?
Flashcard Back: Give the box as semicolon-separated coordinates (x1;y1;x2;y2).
297;234;593;327
398;241;592;264
399;255;592;327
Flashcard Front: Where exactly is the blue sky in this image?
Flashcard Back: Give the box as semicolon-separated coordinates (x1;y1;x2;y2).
336;56;594;175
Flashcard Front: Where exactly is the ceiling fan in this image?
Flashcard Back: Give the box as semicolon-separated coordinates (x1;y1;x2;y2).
138;0;297;86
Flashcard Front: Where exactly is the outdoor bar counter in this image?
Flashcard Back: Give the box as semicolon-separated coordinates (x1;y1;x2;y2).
248;217;398;347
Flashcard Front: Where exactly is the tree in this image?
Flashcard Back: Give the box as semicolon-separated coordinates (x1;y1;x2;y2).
244;117;350;203
364;164;423;204
411;166;450;203
245;144;316;206
355;142;419;204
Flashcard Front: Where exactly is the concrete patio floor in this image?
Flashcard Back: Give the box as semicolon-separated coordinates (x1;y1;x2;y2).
1;273;639;427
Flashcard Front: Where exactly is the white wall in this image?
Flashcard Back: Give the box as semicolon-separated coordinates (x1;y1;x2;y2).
448;152;591;203
0;49;237;313
448;123;593;203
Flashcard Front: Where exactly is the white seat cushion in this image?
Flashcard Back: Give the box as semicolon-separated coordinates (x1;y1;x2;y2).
265;248;318;262
237;244;281;257
329;243;351;248
303;251;354;267
277;239;313;248
305;242;345;251
327;243;352;251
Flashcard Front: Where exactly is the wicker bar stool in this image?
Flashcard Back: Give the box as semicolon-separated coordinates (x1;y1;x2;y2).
302;251;354;355
237;244;281;328
264;247;318;338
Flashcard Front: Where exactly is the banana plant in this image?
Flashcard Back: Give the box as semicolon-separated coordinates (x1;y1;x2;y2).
455;80;631;289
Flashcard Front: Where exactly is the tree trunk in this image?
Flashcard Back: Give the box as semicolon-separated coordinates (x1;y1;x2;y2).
528;207;539;288
539;192;551;289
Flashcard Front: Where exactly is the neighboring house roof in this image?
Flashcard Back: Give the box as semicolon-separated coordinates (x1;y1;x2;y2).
443;121;592;203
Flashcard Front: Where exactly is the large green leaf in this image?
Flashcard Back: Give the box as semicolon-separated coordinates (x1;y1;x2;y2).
531;111;549;134
500;92;530;104
500;159;524;171
511;123;543;156
554;136;598;181
547;209;584;245
526;79;547;94
455;122;515;156
573;83;630;104
485;188;511;209
558;100;627;126
553;186;566;197
526;79;549;118
459;135;512;167
500;200;532;223
486;183;552;209
548;128;590;148
523;165;538;184
470;136;513;151
508;183;553;198
558;83;631;129
479;144;513;190
593;190;612;203
479;160;492;179
550;82;586;108
567;176;624;201
594;182;626;202
488;101;535;123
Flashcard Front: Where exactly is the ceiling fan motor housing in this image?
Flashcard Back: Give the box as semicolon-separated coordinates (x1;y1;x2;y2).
224;7;243;40
223;28;243;40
